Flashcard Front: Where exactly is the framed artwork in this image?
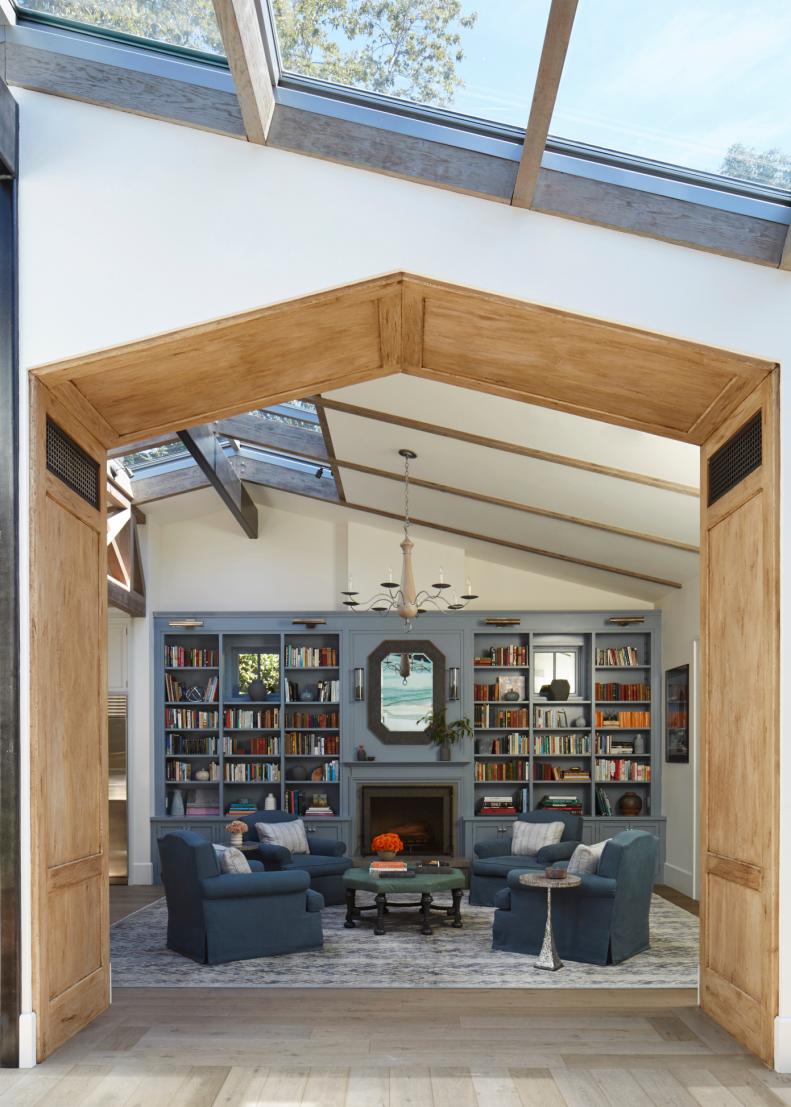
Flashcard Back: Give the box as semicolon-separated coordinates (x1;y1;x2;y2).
665;664;690;763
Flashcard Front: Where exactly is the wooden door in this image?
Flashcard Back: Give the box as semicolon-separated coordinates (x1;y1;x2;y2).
700;371;779;1065
29;380;109;1060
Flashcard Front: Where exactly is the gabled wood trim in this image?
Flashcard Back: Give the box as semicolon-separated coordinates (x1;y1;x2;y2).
320;398;700;496
211;0;274;144
334;457;699;552
511;0;578;209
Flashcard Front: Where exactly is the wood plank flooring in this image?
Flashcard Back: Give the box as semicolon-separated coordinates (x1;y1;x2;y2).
14;884;760;1105
10;988;788;1106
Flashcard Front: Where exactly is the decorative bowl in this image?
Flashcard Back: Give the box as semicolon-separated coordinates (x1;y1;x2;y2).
545;866;566;880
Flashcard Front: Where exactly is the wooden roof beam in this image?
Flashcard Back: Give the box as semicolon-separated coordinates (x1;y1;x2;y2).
212;0;275;144
512;0;578;209
177;425;259;538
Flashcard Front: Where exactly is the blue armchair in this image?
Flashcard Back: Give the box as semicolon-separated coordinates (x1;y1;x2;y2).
469;811;583;906
158;830;324;963
492;829;658;964
241;811;353;906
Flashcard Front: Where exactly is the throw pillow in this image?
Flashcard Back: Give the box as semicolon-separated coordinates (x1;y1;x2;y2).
256;818;310;855
567;839;611;876
512;819;564;857
212;844;251;874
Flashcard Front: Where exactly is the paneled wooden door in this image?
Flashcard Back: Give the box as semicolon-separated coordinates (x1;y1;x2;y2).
29;379;110;1060
700;371;779;1065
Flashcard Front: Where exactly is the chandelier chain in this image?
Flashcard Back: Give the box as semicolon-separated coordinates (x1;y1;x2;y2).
403;452;410;530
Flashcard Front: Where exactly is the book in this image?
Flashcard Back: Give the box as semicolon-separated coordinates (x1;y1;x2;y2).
370;860;407;870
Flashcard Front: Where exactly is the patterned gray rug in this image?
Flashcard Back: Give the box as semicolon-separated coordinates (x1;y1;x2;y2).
111;892;698;988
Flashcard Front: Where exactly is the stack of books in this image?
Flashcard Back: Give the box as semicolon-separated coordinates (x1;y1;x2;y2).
186;800;219;816
538;794;583;815
369;860;414;879
226;800;257;816
479;795;518;816
304;803;335;816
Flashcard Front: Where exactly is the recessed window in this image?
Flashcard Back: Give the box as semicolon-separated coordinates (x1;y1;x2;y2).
533;649;579;696
236;651;280;697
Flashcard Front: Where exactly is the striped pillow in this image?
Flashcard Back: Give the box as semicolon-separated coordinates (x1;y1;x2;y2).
512;819;564;857
567;839;610;876
255;818;310;855
212;844;251;874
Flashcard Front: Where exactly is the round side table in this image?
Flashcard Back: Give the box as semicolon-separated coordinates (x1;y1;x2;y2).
517;872;581;971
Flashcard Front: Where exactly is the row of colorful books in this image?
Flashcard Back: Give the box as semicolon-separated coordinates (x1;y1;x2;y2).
165;646;218;668
165;707;219;730
474;646;528;667
594;710;650;728
285;645;338;668
595;682;650;701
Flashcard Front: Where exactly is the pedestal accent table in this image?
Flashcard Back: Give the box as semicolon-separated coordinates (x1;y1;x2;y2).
517;872;581;971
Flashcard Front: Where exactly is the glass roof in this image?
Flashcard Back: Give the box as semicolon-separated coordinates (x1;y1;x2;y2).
272;0;550;129
19;0;225;57
551;0;791;191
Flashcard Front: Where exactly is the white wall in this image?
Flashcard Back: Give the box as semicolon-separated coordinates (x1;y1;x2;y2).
658;575;701;899
14;89;791;1064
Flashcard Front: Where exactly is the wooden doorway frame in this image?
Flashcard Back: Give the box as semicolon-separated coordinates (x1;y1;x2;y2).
27;274;781;1064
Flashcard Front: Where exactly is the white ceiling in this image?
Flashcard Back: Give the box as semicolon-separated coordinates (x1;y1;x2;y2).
322;374;700;599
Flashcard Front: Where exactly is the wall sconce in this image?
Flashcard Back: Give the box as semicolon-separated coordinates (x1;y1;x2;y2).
448;667;460;701
353;668;365;701
168;618;204;628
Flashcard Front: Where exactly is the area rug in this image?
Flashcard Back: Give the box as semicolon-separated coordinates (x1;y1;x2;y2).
110;892;698;988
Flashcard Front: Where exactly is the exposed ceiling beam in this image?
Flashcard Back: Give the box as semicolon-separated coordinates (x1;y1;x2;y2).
213;413;328;461
512;0;578;209
132;458;680;589
132;463;210;504
108;577;146;618
319;398;699;497
177;426;259;538
335;458;699;553
211;0;274;144
780;226;791;271
312;397;346;502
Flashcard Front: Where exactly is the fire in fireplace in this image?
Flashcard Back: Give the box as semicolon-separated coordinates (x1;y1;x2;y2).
359;784;456;856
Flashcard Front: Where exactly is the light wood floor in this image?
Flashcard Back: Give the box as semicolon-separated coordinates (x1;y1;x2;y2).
4;884;772;1106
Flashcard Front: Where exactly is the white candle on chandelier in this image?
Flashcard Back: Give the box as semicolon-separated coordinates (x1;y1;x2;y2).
347;574;353;590
387;567;393;583
439;566;444;583
466;579;472;595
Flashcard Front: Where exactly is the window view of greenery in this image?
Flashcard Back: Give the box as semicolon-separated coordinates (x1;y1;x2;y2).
720;145;791;191
238;651;280;695
22;0;225;54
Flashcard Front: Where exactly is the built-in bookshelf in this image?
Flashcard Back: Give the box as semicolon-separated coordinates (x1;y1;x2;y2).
472;627;657;821
159;629;342;821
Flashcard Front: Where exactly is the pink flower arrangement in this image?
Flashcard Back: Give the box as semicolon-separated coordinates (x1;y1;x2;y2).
226;820;248;836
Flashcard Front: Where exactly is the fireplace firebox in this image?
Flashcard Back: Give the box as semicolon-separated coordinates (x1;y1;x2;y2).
359;784;456;856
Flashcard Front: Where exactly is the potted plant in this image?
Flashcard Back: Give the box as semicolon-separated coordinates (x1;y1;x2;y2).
420;708;473;762
371;832;404;860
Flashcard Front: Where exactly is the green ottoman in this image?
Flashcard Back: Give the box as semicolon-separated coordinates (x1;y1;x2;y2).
342;865;466;935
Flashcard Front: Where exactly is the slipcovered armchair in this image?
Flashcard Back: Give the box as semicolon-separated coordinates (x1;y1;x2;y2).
158;830;324;964
240;810;353;906
469;811;583;906
492;829;658;965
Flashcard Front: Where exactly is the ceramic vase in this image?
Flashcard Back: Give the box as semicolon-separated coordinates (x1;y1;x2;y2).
618;791;643;817
438;745;451;762
170;789;185;818
230;832;243;848
264;793;277;810
248;679;266;702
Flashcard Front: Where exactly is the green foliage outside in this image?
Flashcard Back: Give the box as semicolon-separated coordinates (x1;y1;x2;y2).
26;0;477;105
238;651;280;694
720;143;791;190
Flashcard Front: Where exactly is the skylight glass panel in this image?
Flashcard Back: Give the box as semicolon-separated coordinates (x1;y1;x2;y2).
551;0;791;192
272;0;550;128
19;0;225;56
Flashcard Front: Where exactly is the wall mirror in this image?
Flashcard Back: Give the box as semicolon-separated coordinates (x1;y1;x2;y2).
367;639;445;744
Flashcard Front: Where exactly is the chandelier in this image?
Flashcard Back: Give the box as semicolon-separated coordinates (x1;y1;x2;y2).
341;449;478;629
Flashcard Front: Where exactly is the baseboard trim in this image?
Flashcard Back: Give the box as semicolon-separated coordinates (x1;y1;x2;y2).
663;862;694;898
18;1011;36;1068
129;862;154;886
775;1016;791;1071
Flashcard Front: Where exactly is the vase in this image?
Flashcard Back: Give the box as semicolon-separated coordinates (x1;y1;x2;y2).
170;789;185;818
438;745;451;762
248;679;266;702
230;832;243;848
618;791;643;817
264;793;277;810
633;734;646;755
377;851;397;861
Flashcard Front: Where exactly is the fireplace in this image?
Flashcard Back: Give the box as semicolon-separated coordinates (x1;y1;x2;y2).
359;784;456;856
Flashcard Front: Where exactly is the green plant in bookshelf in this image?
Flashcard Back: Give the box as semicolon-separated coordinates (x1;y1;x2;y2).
238;651;279;695
420;708;473;762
